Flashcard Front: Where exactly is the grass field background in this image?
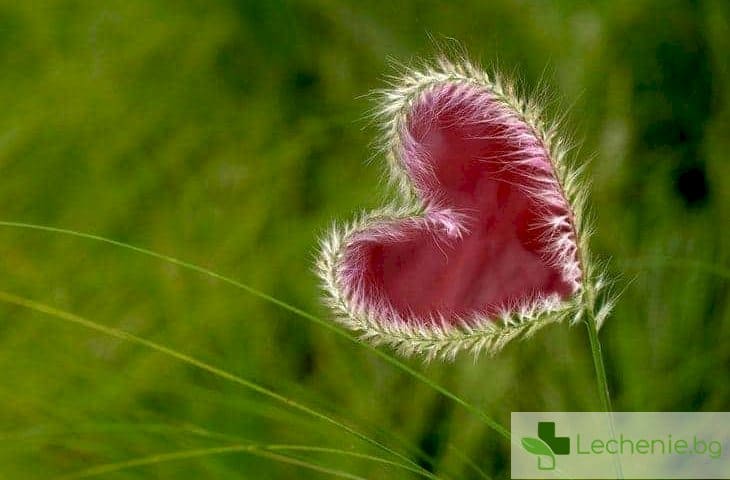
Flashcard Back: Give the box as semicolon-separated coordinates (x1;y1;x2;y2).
0;1;728;478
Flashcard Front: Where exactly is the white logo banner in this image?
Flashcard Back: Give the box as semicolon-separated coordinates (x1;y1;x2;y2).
511;412;729;479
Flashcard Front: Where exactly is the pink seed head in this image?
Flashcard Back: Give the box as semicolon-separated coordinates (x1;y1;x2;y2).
318;59;590;360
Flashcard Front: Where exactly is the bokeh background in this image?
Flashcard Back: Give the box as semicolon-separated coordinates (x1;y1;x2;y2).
0;0;728;478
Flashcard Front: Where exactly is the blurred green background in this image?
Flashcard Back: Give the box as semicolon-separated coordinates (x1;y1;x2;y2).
0;0;728;478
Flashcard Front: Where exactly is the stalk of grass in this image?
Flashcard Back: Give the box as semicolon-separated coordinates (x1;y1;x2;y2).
0;220;509;441
584;307;613;413
0;422;240;444
55;444;369;480
0;290;444;480
584;300;623;479
2;424;434;478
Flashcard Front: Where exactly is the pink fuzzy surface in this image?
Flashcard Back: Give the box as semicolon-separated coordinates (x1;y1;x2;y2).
339;83;581;326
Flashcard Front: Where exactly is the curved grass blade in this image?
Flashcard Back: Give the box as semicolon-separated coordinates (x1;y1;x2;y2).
0;422;239;444
0;333;451;478
55;444;367;480
2;424;431;478
0;290;442;480
0;220;510;440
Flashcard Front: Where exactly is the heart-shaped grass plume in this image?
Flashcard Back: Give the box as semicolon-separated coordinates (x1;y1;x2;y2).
318;59;590;360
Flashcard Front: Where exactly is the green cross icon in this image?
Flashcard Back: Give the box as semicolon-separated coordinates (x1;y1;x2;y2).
521;421;570;471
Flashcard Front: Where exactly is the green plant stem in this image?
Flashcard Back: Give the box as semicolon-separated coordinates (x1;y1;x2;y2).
584;307;612;413
585;304;623;479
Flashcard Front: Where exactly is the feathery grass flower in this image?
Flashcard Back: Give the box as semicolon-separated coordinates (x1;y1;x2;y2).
318;57;607;360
